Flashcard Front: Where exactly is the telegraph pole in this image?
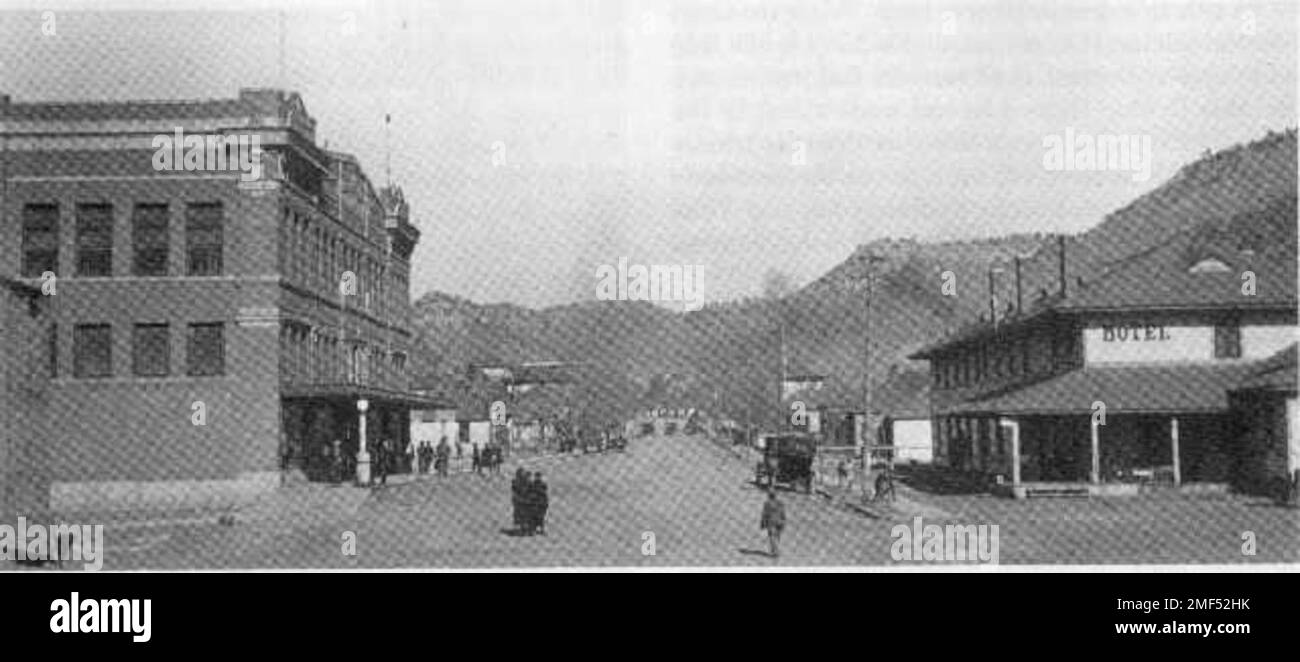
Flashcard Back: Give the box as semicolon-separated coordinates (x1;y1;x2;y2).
855;254;885;498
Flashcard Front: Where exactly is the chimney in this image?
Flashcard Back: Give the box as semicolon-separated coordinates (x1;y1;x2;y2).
1057;235;1067;298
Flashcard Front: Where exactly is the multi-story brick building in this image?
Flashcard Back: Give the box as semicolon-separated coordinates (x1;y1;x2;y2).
0;89;428;509
0;277;52;523
911;195;1297;497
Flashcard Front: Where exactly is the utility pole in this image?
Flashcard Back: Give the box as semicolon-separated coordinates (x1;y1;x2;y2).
854;254;885;498
777;317;787;431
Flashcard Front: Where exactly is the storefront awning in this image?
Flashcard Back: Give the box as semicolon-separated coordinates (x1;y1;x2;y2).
281;383;443;408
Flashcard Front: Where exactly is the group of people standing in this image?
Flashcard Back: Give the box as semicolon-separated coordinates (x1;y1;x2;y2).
511;469;550;535
317;438;398;485
472;442;504;475
416;438;452;477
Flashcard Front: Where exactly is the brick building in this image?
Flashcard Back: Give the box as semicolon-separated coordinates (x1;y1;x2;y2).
0;89;429;509
911;196;1297;497
0;277;52;523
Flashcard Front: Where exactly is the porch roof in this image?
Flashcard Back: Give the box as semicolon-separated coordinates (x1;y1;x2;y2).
947;362;1259;416
281;383;443;408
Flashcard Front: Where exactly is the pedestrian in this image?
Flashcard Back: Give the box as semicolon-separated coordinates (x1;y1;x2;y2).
874;464;895;503
472;443;482;475
320;442;334;483
511;468;528;533
331;439;345;484
531;471;549;535
836;459;849;488
436;437;450;477
374;439;389;486
760;489;785;558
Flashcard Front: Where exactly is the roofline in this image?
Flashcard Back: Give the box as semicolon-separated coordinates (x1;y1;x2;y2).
909;299;1298;360
936;405;1231;416
908;307;1059;359
1054;300;1297;314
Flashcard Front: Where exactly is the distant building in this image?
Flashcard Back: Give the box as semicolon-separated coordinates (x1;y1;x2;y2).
782;378;862;447
408;382;459;451
0;89;431;507
911;198;1297;497
873;368;933;463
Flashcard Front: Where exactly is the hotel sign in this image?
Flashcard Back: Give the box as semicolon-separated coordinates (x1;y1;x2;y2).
1084;324;1212;364
1100;324;1170;342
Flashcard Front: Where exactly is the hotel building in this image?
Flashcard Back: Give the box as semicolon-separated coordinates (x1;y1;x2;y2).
0;89;429;509
911;195;1297;497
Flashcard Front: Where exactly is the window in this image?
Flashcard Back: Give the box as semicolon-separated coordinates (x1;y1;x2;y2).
73;324;112;378
1052;327;1078;370
76;203;114;277
132;204;170;276
187;323;225;376
1214;322;1241;359
22;203;60;277
132;324;170;376
186;203;224;276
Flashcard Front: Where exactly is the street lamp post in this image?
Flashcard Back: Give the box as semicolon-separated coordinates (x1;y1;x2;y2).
355;398;371;486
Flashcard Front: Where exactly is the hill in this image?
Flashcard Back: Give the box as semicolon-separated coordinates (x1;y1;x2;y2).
410;129;1298;427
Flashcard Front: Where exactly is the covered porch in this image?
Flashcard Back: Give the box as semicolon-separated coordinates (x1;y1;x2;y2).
992;413;1232;498
943;363;1251;498
280;383;440;483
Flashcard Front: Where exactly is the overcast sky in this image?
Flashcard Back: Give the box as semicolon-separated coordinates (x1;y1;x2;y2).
1;0;1295;308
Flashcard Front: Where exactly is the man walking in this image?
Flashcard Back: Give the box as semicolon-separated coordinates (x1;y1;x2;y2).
760;489;786;558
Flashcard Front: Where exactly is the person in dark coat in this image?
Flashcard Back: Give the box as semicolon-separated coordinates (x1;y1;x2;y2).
760;489;786;558
531;472;549;535
511;468;528;533
436;438;450;477
373;439;389;486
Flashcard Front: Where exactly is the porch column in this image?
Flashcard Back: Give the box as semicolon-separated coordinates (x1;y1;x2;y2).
1000;417;1021;488
1170;416;1181;488
356;399;371;485
1089;416;1100;485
